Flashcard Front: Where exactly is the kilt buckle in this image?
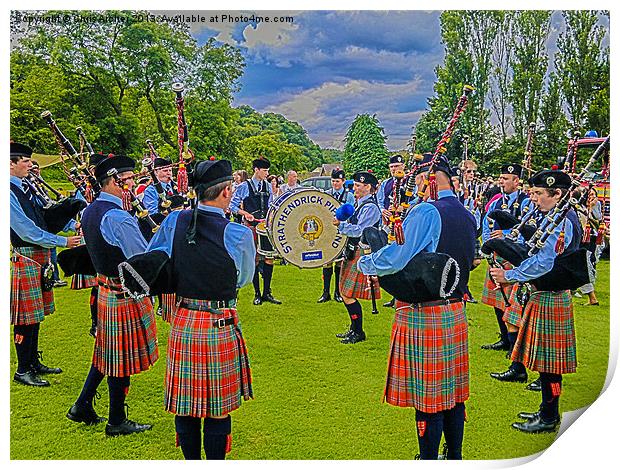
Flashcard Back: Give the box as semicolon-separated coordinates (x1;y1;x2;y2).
216;318;227;328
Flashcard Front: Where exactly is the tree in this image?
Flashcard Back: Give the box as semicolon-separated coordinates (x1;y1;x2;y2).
236;133;307;176
539;73;570;166
555;10;606;130
489;11;515;140
343;114;389;178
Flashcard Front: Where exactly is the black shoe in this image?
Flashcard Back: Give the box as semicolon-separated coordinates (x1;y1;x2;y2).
481;337;510;351
517;411;560;424
466;298;478;304
89;324;97;338
13;370;50;387
383;298;395;308
156;307;162;317
490;368;528;383
317;292;331;303
525;378;542;392
333;292;343;303
341;331;366;344
105;418;153;437
511;415;559;433
67;402;106;425
261;293;282;305
253;295;263;306
53;280;68;288
335;329;352;338
33;362;63;375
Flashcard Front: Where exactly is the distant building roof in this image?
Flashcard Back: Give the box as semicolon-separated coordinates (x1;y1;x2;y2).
312;163;343;176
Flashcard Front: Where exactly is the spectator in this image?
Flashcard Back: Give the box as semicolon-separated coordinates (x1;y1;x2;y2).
279;170;302;194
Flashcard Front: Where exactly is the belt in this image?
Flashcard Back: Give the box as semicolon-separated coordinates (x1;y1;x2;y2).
178;299;238;328
400;297;463;309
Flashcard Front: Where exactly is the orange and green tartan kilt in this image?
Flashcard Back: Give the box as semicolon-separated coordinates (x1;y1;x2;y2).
71;274;97;290
511;290;576;375
481;260;512;310
502;284;523;327
384;300;469;413
339;249;381;300
93;276;159;377
165;298;253;417
161;293;177;323
10;246;54;325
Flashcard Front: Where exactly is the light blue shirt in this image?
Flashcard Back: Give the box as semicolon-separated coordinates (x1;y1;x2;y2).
357;189;453;276
481;190;529;243
505;211;574;283
338;194;381;238
230;177;274;215
462;197;481;230
10;175;68;248
146;204;256;289
142;181;175;215
98;192;148;258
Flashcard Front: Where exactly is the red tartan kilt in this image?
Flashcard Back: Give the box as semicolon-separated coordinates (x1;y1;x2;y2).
339;249;381;300
502;284;523;327
511;290;577;374
165;299;253;417
93;277;159;377
160;293;177;323
384;300;469;413
71;274;98;290
481;261;512;310
10;246;54;325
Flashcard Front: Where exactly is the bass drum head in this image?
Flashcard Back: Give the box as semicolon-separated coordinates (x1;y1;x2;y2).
266;188;347;268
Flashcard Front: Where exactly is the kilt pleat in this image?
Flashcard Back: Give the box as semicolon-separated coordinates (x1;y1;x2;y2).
339;249;381;300
93;277;158;377
502;284;523;327
10;247;54;325
384;300;469;413
511;290;577;374
165;299;253;418
161;293;177;323
71;274;97;290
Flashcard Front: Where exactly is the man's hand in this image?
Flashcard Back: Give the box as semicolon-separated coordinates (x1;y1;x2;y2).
489;267;508;284
243;212;255;223
489;230;504;240
333;218;340;226
66;236;82;248
366;275;378;288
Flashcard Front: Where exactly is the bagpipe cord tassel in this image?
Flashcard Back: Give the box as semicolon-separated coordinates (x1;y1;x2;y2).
596;223;606;245
428;171;438;201
394;217;405;245
177;163;189;194
555;219;566;255
121;185;132;211
582;224;591;243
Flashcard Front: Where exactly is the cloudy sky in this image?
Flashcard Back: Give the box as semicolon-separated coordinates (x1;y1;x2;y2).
186;10;608;151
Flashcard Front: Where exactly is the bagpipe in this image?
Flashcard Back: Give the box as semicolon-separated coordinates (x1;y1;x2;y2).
360;226;460;304
172;82;197;208
143;140;186;216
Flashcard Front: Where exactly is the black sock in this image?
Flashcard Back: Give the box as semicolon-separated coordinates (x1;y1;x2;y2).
442;403;465;460
90;287;98;328
263;263;274;295
203;416;231;460
108;376;130;425
344;300;363;334
415;409;443;460
507;331;518;353
494;308;508;342
334;265;341;296
252;269;261;297
539;373;562;422
30;322;41;368
175;415;202;460
14;324;35;374
510;361;526;375
76;364;105;408
322;267;333;294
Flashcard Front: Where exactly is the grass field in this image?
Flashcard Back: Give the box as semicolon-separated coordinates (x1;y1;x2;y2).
10;260;610;460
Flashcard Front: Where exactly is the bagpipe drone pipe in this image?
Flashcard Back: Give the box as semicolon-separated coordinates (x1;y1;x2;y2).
360;226;461;304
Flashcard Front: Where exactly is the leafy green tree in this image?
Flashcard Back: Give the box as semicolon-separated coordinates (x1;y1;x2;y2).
237;132;308;176
539;73;570;166
343;114;389;179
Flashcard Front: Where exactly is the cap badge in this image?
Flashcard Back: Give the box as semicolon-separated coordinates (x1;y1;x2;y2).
508;165;514;173
360;176;365;182
546;176;555;186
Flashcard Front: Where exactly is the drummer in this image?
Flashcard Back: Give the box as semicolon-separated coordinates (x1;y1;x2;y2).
318;168;355;303
230;157;282;306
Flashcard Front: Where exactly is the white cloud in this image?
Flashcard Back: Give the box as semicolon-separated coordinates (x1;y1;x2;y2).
242;18;299;49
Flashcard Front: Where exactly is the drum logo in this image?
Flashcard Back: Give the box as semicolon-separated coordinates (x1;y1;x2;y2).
298;215;323;246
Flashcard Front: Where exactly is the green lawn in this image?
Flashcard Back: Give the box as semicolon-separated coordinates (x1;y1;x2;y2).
10;260;610;460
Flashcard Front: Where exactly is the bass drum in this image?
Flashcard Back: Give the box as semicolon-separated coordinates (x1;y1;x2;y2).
266;188;347;268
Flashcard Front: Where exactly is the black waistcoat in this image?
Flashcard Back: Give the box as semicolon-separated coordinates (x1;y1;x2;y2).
81;200;128;277
243;180;270;219
350;196;380;226
172;209;237;300
10;182;48;248
327;188;347;203
430;196;478;298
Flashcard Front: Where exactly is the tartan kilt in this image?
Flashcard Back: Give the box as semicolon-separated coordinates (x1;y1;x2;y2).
502;284;523;327
10;246;54;325
339;248;381;300
71;274;97;290
161;293;177;323
165;299;253;417
93;276;159;377
511;290;577;375
384;300;469;413
481;260;512;309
